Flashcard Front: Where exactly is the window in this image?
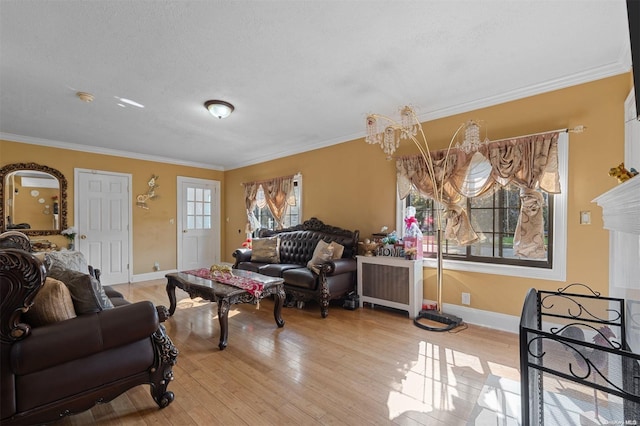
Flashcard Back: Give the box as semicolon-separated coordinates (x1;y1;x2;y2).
404;183;553;268
186;186;212;230
252;175;302;235
396;133;568;280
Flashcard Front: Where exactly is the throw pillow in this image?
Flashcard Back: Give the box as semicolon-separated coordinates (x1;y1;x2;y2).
251;237;280;263
47;265;114;314
328;241;345;259
33;252;51;268
307;240;335;274
44;251;90;274
24;277;77;327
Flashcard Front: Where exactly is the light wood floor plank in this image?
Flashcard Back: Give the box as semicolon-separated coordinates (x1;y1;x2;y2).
52;278;521;425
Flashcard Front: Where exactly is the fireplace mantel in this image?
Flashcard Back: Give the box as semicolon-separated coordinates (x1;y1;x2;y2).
593;175;640;353
592;176;640;235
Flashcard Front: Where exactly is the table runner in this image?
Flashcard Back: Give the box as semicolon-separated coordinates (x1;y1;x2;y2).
182;268;264;298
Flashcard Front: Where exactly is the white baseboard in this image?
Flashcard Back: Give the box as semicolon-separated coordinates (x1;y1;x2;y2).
443;303;520;334
131;269;177;283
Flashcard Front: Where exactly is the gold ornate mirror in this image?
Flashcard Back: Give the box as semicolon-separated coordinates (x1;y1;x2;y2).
0;163;68;236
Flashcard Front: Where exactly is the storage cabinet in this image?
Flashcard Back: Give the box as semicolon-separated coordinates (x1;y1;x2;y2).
356;255;423;318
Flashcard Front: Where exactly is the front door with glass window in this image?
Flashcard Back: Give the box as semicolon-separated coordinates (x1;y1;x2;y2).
177;177;220;271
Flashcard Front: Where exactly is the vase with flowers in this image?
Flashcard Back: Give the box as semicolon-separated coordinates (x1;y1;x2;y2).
61;226;77;250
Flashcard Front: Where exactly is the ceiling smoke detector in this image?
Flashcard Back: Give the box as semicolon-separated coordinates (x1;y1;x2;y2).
76;92;94;102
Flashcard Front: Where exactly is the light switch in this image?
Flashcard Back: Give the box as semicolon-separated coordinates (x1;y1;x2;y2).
580;211;591;225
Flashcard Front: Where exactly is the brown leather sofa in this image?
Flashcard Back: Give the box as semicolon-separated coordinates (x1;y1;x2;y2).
232;218;359;318
0;232;178;425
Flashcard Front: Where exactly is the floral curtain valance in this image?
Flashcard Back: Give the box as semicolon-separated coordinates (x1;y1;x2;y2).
397;132;560;259
243;174;296;231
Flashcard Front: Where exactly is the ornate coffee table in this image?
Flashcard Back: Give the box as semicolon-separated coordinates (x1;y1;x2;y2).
165;269;285;350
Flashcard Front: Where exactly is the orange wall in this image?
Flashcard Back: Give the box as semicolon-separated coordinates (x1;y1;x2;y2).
0;142;224;274
1;73;632;317
225;73;632;317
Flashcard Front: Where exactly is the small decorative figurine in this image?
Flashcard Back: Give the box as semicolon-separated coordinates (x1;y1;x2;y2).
608;163;638;183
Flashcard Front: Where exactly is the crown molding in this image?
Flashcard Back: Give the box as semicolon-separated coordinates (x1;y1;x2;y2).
0;132;224;171
418;61;632;123
2;64;631;171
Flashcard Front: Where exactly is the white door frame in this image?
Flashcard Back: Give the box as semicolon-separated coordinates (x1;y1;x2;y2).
176;176;221;271
74;168;133;284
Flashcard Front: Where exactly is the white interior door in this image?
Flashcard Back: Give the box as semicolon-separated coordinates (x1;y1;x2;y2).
177;177;220;271
75;169;131;285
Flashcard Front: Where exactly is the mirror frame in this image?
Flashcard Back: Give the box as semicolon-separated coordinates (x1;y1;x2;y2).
0;162;68;236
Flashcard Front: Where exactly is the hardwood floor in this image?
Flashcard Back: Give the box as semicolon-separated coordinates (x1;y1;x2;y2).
58;279;521;425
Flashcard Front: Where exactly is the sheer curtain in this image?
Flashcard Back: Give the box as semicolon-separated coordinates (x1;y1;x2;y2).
263;175;295;229
242;182;260;232
243;174;296;231
396;132;560;259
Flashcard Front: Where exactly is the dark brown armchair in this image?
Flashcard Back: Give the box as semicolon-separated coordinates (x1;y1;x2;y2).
0;232;178;425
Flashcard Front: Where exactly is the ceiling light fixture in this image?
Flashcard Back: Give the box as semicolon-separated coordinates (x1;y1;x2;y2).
204;100;234;119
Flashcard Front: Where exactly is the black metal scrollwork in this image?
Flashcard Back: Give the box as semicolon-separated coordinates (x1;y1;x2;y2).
526;334;640;401
540;283;622;323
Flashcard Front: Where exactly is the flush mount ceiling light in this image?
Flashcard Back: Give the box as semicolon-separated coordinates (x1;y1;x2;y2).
204;100;234;119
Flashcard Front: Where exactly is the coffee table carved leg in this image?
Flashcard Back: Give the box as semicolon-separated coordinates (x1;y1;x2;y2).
217;298;230;350
166;279;177;316
273;286;285;328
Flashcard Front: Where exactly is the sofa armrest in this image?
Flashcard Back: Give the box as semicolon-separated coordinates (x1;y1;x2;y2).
11;301;160;375
232;248;252;267
320;258;357;275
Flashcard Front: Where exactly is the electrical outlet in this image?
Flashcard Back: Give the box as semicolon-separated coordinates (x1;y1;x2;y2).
462;292;471;305
153;261;160;271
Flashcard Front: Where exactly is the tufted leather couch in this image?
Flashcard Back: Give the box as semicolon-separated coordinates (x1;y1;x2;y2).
232;218;359;318
0;231;178;425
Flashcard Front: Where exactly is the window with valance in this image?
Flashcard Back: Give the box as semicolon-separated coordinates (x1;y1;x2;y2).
243;174;302;234
397;131;566;270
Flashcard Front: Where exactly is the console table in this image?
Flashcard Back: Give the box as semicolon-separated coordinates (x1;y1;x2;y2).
357;255;423;318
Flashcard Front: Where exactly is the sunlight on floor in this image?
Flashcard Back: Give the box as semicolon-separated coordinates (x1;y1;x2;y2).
176;296;241;318
387;341;520;424
470;375;521;425
177;297;210;310
387;340;487;420
487;361;520;381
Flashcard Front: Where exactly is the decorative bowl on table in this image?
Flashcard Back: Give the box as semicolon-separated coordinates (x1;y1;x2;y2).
358;240;380;257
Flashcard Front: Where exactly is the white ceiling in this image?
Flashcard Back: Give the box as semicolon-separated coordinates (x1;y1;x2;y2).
0;1;632;170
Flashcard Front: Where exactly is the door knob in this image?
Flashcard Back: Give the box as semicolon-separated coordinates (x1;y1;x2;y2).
80;235;87;239
183;230;188;233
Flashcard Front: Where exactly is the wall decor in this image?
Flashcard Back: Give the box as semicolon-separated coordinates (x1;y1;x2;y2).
0;162;67;235
136;175;159;209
